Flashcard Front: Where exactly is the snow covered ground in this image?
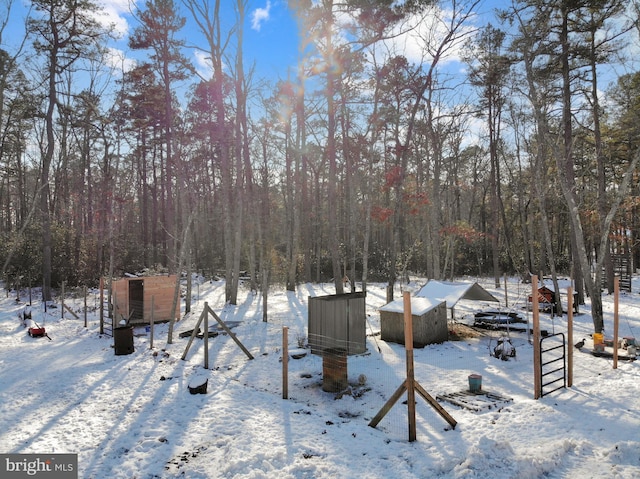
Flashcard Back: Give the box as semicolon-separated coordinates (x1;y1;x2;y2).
1;276;639;478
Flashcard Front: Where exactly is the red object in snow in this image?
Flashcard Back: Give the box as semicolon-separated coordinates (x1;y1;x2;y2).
528;286;555;304
28;327;46;338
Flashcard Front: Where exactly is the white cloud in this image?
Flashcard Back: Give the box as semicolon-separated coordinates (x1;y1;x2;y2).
383;5;478;66
96;0;132;38
193;50;215;79
251;1;271;32
105;47;137;75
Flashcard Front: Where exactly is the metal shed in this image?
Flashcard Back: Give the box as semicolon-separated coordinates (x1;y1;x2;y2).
308;292;366;356
379;297;448;348
111;275;180;325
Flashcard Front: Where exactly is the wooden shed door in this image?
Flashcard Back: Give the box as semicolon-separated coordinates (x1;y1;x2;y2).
128;280;144;321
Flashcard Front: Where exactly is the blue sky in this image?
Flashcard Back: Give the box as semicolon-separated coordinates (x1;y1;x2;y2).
133;0;302;82
1;0;493;81
243;0;301;77
1;0;301;82
107;0;488;100
2;0;636;101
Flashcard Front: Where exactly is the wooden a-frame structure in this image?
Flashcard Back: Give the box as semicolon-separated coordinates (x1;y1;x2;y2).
181;302;254;368
369;292;457;441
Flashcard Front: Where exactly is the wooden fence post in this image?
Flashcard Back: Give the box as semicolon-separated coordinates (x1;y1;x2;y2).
567;286;573;387
283;326;289;400
533;275;541;399
99;278;104;335
204;305;209;369
403;291;417;442
150;296;155;350
613;277;619;370
504;274;509;308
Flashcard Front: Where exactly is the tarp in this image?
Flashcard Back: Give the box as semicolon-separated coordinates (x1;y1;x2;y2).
414;280;498;308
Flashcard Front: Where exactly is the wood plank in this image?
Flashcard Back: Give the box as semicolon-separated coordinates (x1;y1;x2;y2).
436;390;513;412
63;303;79;319
415;382;457;428
368;380;408;428
181;309;207;361
403;292;417;442
206;304;254;360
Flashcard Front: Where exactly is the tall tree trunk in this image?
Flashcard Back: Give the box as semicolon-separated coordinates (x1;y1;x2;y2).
560;4;586;307
325;3;343;295
41;43;57;302
589;23;613;294
285;75;301;292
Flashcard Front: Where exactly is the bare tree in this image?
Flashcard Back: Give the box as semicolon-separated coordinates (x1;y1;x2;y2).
130;0;191;272
29;0;109;300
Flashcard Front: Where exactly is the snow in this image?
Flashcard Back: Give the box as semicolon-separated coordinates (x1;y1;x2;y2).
379;296;443;315
1;277;640;478
415;280;499;307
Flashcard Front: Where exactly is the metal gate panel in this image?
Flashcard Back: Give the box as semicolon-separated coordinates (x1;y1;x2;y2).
539;333;566;397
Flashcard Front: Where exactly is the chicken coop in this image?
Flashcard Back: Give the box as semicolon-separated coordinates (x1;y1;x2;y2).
111;275;180;326
379;297;448;348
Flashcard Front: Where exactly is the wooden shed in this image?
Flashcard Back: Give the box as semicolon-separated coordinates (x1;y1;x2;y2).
379;297;448;348
528;284;579;313
111;275;179;325
308;292;367;356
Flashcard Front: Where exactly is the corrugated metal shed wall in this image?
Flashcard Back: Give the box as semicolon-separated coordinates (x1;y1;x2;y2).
308;292;366;356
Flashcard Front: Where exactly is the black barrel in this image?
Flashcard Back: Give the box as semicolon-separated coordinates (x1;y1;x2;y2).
114;326;134;355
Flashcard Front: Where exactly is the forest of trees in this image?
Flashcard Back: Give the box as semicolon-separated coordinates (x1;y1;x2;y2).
1;0;639;334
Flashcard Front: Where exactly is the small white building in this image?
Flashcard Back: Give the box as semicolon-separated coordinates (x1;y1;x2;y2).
379;297;448;348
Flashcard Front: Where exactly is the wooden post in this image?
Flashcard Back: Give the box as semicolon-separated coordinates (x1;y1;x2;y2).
504;274;509;308
533;275;541;399
63;303;79;319
181;303;254;363
613;277;619;370
150;296;155;350
99;278;104;335
283;326;289;400
84;286;87;328
403;292;417;442
57;282;79;320
567;286;573;387
204;305;209;369
206;304;254;360
181;308;207;360
112;290;118;324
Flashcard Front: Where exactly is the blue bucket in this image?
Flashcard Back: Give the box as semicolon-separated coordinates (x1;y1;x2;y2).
468;374;482;393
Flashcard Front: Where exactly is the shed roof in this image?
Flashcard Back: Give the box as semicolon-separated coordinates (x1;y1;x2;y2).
414;280;498;307
379;297;444;316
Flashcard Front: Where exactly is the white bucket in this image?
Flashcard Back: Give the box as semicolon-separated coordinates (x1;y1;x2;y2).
627;345;636;357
